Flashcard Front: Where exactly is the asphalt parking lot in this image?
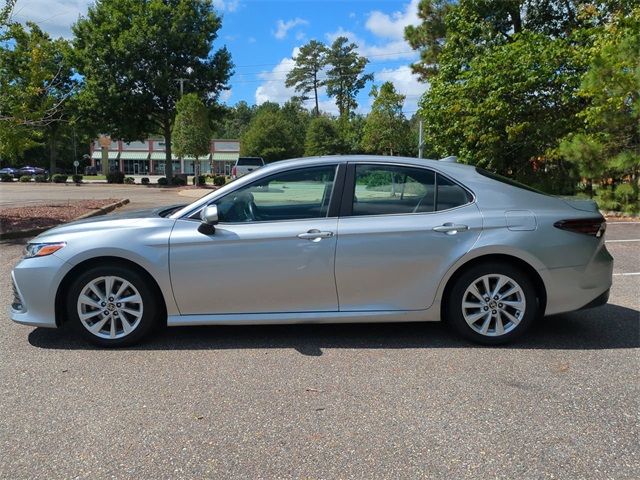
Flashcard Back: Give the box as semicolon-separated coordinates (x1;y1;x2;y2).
0;186;638;479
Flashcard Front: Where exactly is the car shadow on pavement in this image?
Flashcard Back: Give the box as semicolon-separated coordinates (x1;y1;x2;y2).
28;303;639;355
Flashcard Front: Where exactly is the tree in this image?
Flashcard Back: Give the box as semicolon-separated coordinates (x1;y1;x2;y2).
305;116;341;156
361;82;410;156
173;94;211;185
285;40;327;116
559;8;640;206
404;0;452;81
0;22;77;165
242;101;308;162
325;37;373;119
73;0;232;179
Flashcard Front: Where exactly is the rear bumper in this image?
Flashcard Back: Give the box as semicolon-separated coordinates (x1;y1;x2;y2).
543;243;613;316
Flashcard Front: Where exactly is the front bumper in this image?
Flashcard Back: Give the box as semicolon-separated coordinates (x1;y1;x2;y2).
10;254;72;328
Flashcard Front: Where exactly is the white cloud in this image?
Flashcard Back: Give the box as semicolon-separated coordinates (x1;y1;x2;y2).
365;0;420;40
375;65;427;114
255;51;298;105
220;89;233;103
273;18;308;40
325;28;416;62
213;0;241;12
11;0;91;38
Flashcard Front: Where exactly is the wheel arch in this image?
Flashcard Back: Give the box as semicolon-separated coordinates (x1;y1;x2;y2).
54;256;167;327
439;253;547;320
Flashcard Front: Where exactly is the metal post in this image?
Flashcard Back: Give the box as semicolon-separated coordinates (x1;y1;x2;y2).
418;120;424;159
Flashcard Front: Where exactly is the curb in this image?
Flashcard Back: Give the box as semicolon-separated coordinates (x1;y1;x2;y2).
0;198;130;241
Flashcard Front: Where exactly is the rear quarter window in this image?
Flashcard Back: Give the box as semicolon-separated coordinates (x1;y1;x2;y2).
237;158;264;166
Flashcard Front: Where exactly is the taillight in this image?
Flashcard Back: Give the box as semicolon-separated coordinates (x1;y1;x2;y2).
231;166;237;176
554;218;606;237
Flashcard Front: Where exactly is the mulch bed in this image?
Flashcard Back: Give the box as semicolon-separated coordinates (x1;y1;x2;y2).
0;199;120;233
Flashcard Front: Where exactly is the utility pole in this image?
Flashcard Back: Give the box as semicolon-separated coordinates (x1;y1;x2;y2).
418;119;425;159
176;78;188;97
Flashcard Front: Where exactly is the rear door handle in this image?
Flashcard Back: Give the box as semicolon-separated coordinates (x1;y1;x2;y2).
297;229;334;240
433;223;469;235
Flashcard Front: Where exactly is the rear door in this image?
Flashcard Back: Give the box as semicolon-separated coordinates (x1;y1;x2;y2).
334;163;482;311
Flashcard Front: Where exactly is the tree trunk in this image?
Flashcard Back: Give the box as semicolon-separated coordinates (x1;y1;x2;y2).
510;6;522;34
164;121;174;180
313;72;319;116
48;126;58;176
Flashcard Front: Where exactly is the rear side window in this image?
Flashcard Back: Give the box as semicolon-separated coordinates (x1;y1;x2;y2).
351;165;435;216
350;164;472;216
237;157;264;166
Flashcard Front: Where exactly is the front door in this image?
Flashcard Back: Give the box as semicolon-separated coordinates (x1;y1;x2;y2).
335;163;482;311
169;164;341;315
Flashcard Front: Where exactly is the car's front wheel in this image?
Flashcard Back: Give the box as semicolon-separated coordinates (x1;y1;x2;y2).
67;265;159;346
446;262;538;345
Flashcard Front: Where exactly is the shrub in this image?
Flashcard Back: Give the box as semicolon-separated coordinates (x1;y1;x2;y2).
106;171;125;184
213;175;226;186
172;176;187;186
614;183;635;205
35;174;48;183
72;174;83;184
124;176;135;184
52;174;68;183
192;175;207;186
141;177;150;185
1;173;14;182
19;175;31;182
157;177;168;185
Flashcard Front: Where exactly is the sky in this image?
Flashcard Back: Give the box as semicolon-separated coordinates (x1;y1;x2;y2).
11;0;427;115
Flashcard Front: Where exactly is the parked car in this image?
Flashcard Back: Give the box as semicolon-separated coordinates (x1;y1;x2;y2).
10;155;612;347
18;166;46;176
231;156;264;179
0;167;20;178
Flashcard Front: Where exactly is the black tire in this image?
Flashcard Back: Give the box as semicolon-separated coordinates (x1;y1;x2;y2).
446;262;538;345
66;265;160;347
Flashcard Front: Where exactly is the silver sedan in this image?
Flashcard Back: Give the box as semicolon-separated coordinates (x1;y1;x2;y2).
10;156;613;346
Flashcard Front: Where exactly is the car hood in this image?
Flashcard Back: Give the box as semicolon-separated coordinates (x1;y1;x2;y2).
32;204;185;241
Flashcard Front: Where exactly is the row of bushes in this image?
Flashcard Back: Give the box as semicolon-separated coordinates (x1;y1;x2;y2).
1;173;83;183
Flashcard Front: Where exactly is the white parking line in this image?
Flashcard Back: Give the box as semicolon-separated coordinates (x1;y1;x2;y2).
613;272;640;276
606;239;640;243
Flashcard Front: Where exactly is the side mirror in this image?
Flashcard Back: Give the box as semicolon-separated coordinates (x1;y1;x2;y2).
198;205;219;234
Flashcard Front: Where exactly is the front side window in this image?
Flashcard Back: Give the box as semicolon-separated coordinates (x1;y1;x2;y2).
215;165;337;222
352;165;436;216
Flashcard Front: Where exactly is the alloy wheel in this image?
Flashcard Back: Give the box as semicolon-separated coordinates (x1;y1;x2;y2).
76;275;144;339
461;274;526;337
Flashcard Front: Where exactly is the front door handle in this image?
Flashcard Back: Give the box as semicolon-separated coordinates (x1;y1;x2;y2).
433;223;469;235
297;229;334;240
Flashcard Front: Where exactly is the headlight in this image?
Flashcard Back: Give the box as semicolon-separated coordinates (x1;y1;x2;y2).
23;242;66;258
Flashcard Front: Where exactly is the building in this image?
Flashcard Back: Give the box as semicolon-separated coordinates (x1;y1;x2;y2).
89;138;240;176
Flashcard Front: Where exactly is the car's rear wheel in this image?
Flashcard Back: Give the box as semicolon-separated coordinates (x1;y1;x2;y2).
67;265;159;347
446;262;538;345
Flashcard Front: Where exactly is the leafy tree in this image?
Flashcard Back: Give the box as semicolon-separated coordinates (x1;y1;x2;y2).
214;101;255;139
0;22;77;166
361;82;410;156
325;37;373;119
241;102;306;162
73;0;232;179
559;8;640;205
285;40;327;116
173;93;211;185
305;116;341;156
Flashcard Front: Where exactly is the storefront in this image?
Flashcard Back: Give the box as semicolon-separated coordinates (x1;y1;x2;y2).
120;152;150;175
